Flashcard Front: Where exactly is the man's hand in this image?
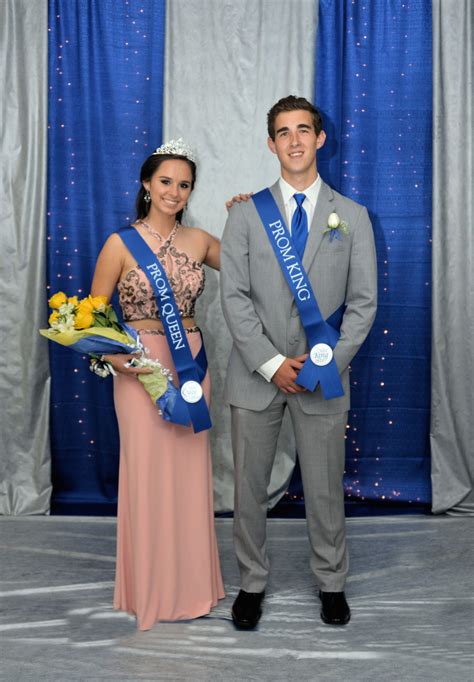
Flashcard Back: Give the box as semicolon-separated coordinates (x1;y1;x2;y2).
225;193;253;211
271;354;308;394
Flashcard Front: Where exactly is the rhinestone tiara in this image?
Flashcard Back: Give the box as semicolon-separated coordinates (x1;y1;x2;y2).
152;138;196;163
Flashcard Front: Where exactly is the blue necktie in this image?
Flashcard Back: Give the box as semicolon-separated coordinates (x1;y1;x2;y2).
291;193;308;259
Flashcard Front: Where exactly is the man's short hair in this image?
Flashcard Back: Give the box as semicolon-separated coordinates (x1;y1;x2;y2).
267;96;323;140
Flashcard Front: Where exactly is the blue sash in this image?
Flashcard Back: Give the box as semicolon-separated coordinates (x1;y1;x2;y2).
252;189;345;400
117;226;211;433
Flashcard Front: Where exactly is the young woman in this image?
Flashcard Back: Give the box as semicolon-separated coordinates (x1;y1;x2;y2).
91;140;224;630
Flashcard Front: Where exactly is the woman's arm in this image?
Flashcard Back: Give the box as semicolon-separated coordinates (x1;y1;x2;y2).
90;233;152;376
203;232;221;271
192;195;253;272
225;192;253;210
90;233;125;299
200;193;253;269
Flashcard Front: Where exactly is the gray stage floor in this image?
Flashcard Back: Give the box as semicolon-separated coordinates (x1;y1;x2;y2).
0;516;473;682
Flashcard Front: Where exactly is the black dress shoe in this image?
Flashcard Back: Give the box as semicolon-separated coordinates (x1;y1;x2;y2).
319;590;351;625
231;589;265;629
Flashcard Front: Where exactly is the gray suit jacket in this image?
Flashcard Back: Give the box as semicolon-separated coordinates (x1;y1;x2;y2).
220;180;377;415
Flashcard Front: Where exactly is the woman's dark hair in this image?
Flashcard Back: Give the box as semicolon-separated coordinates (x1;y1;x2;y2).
135;153;197;223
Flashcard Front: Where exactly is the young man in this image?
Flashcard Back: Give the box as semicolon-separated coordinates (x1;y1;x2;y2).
220;95;377;628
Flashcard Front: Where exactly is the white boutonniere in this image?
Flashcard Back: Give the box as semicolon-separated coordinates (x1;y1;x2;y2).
323;212;349;242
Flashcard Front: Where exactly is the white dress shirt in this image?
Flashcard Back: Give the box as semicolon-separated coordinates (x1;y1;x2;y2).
257;175;322;382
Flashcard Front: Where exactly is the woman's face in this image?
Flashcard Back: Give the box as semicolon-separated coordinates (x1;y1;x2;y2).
143;159;193;218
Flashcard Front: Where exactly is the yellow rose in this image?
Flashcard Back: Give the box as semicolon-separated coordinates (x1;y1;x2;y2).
48;291;67;309
75;308;94;329
88;294;108;310
78;297;94;313
49;310;59;326
68;296;79;307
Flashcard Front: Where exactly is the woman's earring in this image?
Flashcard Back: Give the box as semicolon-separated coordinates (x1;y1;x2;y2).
144;190;151;203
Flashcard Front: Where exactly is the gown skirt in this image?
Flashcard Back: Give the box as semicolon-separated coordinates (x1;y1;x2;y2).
113;330;225;630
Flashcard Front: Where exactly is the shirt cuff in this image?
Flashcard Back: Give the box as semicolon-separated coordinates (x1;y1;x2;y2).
257;354;286;382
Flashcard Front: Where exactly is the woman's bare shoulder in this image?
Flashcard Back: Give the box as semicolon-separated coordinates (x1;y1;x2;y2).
103;231;127;249
180;225;215;241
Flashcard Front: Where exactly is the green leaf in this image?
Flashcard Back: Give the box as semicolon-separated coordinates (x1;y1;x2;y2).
108;308;119;323
138;369;169;403
92;314;108;327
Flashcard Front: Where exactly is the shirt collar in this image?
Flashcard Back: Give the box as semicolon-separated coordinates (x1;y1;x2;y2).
278;174;322;208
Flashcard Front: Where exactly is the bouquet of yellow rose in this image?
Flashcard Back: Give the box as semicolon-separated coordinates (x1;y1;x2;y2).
40;291;140;359
40;291;176;416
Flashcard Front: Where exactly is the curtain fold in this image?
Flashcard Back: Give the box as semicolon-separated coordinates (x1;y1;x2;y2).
0;0;51;514
9;0;468;516
431;0;474;514
164;0;318;511
47;0;166;513
316;0;433;508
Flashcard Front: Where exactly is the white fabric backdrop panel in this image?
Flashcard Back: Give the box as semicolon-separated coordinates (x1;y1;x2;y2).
164;0;318;511
431;0;474;514
0;0;51;514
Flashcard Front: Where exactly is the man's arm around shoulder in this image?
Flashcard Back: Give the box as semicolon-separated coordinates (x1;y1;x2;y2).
220;202;280;374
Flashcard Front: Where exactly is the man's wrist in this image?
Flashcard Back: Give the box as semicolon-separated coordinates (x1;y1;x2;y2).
256;354;286;382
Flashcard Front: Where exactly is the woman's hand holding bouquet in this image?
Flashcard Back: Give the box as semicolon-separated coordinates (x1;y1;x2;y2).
41;291;177;418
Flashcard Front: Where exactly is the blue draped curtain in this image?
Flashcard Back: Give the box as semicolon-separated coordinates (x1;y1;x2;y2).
47;0;166;513
47;0;432;515
313;0;432;510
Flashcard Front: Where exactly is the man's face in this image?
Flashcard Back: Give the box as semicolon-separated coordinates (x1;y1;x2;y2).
267;110;326;181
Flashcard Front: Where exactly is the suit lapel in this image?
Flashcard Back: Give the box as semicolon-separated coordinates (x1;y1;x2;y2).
302;180;335;271
266;179;335;271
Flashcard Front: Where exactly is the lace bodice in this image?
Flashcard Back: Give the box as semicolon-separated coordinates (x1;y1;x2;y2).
117;224;205;322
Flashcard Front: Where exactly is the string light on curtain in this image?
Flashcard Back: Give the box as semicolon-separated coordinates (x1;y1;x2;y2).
315;0;432;509
47;0;166;513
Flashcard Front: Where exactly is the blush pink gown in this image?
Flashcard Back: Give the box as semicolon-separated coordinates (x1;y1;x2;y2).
113;227;224;630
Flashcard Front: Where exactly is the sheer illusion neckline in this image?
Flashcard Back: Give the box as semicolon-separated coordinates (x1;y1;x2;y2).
137;219;178;248
118;242;203;287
